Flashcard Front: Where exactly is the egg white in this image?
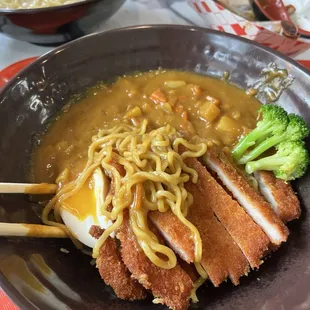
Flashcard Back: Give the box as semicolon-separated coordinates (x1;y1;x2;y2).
60;168;112;248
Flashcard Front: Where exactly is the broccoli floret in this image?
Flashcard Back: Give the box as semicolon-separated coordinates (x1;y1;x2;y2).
239;114;310;164
232;105;288;161
245;141;310;181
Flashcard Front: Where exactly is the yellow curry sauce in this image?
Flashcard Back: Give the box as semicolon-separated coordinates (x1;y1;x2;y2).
32;69;260;187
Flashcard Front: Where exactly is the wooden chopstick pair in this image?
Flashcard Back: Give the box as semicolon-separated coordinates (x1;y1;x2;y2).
0;182;57;194
0;182;68;239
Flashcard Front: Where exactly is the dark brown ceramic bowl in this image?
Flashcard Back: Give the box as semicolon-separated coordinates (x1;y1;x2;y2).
0;25;310;310
0;0;125;45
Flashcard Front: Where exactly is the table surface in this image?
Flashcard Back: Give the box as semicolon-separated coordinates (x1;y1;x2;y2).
0;0;196;70
1;0;310;71
1;0;310;308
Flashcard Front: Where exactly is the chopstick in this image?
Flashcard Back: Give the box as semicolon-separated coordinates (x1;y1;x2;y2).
0;184;68;239
0;223;68;238
0;183;57;194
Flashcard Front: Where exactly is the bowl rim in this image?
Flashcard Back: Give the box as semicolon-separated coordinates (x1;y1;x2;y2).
0;0;102;14
0;24;309;310
0;24;309;99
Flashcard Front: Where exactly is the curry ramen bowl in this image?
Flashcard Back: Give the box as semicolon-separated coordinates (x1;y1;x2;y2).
0;0;125;45
0;25;310;310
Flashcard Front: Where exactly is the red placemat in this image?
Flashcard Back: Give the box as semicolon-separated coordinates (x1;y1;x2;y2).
297;60;310;69
0;56;309;309
0;289;19;310
0;57;38;88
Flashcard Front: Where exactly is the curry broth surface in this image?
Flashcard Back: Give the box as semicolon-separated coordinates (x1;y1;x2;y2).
32;70;260;183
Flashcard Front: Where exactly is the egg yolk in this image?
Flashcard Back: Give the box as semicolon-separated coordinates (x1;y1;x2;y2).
61;178;98;223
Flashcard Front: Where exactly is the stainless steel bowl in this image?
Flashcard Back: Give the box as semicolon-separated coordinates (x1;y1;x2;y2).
0;0;125;45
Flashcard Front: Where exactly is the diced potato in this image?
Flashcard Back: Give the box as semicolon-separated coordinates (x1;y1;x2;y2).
161;102;173;114
125;106;142;118
207;140;214;148
232;111;241;120
181;111;188;121
221;135;235;146
164;80;186;88
206;95;220;106
199;102;220;122
191;85;202;97
216;116;242;136
194;101;202;108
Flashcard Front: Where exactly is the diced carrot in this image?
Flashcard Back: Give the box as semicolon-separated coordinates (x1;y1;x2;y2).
150;88;167;103
191;85;202;97
130;117;139;127
180;121;196;135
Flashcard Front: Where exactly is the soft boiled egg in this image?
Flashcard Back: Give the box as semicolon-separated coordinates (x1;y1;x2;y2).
59;168;112;248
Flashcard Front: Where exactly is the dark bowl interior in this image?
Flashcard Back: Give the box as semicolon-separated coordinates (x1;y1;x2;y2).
0;0;125;45
0;25;310;310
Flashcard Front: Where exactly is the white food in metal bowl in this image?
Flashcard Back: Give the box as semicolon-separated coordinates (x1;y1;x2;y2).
0;0;85;9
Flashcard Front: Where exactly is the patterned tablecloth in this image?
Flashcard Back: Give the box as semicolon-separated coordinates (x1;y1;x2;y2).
1;0;309;309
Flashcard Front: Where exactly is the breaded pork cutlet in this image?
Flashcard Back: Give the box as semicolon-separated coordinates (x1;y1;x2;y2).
204;149;289;246
185;157;270;269
89;225;147;301
185;168;250;286
149;210;195;264
149;161;250;285
149;180;250;286
116;212;193;310
254;171;301;223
